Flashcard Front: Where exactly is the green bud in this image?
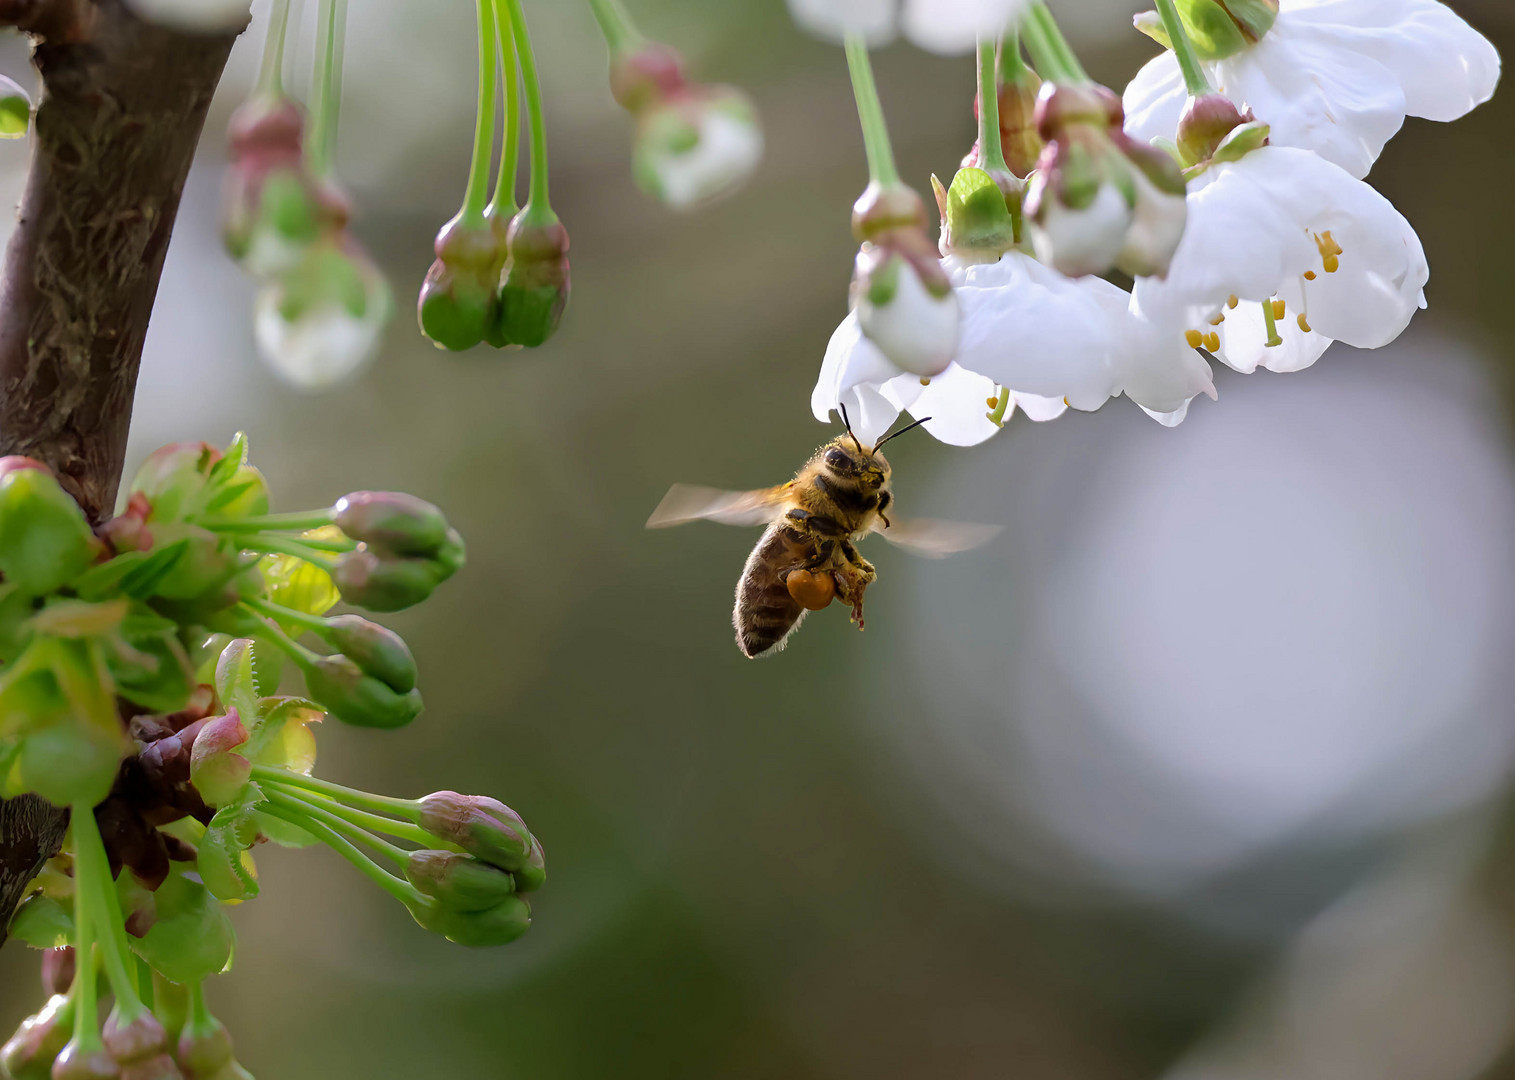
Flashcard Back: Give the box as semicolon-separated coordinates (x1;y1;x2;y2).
514;835;546;893
189;711;252;807
491;214;570;349
417;791;532;872
408;893;531;947
330;550;446;613
0;462;102;595
302;654;423;729
405;850;517;911
1;994;73;1080
332;491;452;557
12;722;124;807
127;443;220;524
321;615;417;693
418;216;502;352
175;1012;233;1078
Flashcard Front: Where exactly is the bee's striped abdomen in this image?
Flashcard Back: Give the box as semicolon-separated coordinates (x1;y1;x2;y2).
733;523;814;658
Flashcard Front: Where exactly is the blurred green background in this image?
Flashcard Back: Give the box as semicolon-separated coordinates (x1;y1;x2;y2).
6;1;1515;1076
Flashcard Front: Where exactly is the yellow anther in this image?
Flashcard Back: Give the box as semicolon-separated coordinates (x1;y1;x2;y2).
1209;312;1225;325
1303;270;1317;281
1322;254;1339;273
1314;230;1343;273
1271;299;1286;320
1297;314;1312;333
985;396;999;409
919;377;931;386
1227;294;1239;309
1184;328;1205;348
1203;331;1220;352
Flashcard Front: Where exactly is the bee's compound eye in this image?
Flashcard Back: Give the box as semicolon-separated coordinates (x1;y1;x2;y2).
824;449;851;471
786;569;835;611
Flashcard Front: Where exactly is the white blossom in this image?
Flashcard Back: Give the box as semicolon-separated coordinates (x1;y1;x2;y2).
1124;0;1500;179
1132;146;1428;377
634;93;764;210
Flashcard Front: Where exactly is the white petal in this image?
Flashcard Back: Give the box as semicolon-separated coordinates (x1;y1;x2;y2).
811;311;906;445
124;0;250;31
882;363;1001;446
900;0;1029;55
786;0;896;44
1282;0;1500;122
1212;294;1332;374
1012;392;1070;423
1028;181;1133;278
1117;298;1218;416
1211;22;1407;179
1122;52;1188;145
857;258;959;377
642;108;763;210
951;252;1121;410
1118;168;1187;279
255;292;384;391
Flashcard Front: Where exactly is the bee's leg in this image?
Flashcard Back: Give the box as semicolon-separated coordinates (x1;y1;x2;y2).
782;539;835;577
833;541;874;629
877;490;893;529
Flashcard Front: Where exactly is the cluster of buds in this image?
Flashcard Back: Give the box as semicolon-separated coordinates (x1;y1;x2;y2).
850;182;960;378
608;42;763;210
1024;81;1189;278
223;0;393;390
0;434;539;1079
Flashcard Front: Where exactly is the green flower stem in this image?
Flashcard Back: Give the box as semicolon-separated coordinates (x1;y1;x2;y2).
499;0;556;226
186;980;212;1031
243;609;324;668
1023;3;1087;83
489;0;522;219
263;788;410;866
260;802;424;905
72;805;148;1021
844;35;900;188
460;0;500;227
998;24;1028;82
242;531;354;554
67;819;103;1054
976;37;1010;175
1154;0;1212;95
234;535;339;572
263;778;451;849
307;0;349;177
586;0;642;54
194;510;337;532
242;596;330;635
249;764;420;820
1261;299;1283;347
255;0;294;97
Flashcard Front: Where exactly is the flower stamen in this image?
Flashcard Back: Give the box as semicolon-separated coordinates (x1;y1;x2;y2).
1271;298;1286;319
1227;294;1239;309
1261;298;1283;347
1185;328;1204;348
1314;230;1342;273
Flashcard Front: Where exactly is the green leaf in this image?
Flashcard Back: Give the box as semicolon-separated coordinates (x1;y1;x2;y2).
247;697;322;772
8;893;72;948
197;783;265;902
118;540;190;599
129;869;236;984
214;638;263;725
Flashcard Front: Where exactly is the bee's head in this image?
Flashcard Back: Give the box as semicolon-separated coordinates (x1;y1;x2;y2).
825;405;930;489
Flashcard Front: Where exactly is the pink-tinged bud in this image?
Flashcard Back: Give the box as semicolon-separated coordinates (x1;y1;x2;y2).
491;216;571;349
1176;93;1253;166
227;95;303;170
1034;81;1122;140
405;850;517;911
418;215;505;352
850;182;927;243
101;492;154;554
40;948;74;996
332;491;451;557
102;1013;169;1069
175;1015;234;1078
52;1040;122;1079
609;42;687;113
0;455;51;482
2;994;72;1080
513;835;546;893
417;792;533;872
188;711;251;807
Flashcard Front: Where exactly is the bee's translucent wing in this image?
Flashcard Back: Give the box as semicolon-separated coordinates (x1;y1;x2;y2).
874;519;1001;558
646;484;790;529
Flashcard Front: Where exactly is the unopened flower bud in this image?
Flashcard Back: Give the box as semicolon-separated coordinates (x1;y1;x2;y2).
0;464;102;595
102;1012;170;1070
974;68;1044;178
417;791;532;872
128;443;218;523
609;42;687;113
405;850;517;911
1176;92;1253;165
302;653;423;729
408;893;532;947
418;215;503;351
51;1040;121;1080
492;215;570;349
513;835;546;893
1;74;29;139
632;87;763;210
850;182;927;244
15;722;127;809
852;228;958;378
254;237;393;391
330;550;448;613
188;710;251;806
332;491;452;557
2;994;72;1080
321;615;417;693
40;948;75;997
175;1013;233;1078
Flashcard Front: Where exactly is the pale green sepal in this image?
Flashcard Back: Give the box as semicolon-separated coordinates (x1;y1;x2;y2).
1210;121;1270;164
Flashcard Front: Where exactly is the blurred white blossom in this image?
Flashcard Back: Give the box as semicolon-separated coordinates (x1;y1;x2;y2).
787;0;1030;54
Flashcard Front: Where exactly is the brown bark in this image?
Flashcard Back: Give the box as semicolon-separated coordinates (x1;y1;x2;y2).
0;0;241;946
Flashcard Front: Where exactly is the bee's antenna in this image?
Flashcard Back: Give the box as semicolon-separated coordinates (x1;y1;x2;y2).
837;402;865;454
873;415;932;451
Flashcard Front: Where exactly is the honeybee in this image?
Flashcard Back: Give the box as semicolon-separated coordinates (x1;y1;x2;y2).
648;412;999;658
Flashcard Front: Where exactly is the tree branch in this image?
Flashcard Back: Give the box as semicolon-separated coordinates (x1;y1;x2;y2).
0;0;242;947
